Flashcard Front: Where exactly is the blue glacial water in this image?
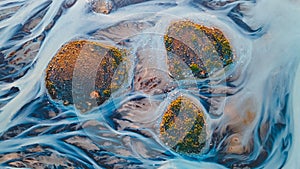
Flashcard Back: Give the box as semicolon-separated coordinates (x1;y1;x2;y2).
0;0;300;168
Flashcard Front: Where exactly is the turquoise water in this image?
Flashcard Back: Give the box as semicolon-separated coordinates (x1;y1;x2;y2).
0;0;300;168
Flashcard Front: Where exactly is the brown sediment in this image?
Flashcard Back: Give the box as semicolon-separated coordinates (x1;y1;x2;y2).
90;0;150;14
0;35;44;82
159;96;207;154
0;2;54;82
91;20;154;43
227;134;249;154
0;5;22;21
164;20;234;79
91;0;115;14
222;96;257;154
45;40;127;113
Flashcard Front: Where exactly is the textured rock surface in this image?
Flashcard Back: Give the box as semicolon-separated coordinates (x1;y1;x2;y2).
160;96;207;154
164;21;234;79
45;40;127;112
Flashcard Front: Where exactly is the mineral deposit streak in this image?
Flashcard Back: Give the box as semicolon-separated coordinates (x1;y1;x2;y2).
0;0;299;169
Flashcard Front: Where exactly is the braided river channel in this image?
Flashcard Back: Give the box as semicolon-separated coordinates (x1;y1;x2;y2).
0;0;300;168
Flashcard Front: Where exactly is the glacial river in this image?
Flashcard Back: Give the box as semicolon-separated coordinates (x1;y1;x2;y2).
0;0;300;168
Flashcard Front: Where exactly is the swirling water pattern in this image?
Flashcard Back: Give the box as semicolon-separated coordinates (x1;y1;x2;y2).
0;0;300;168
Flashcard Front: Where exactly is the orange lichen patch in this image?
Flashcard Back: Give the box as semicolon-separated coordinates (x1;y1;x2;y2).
164;20;234;79
90;90;100;99
45;40;127;112
160;96;207;154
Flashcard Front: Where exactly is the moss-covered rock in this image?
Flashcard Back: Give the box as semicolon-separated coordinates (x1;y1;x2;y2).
164;20;234;79
45;40;127;112
160;96;207;154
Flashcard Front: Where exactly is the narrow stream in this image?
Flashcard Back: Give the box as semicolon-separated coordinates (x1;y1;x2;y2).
0;0;299;168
